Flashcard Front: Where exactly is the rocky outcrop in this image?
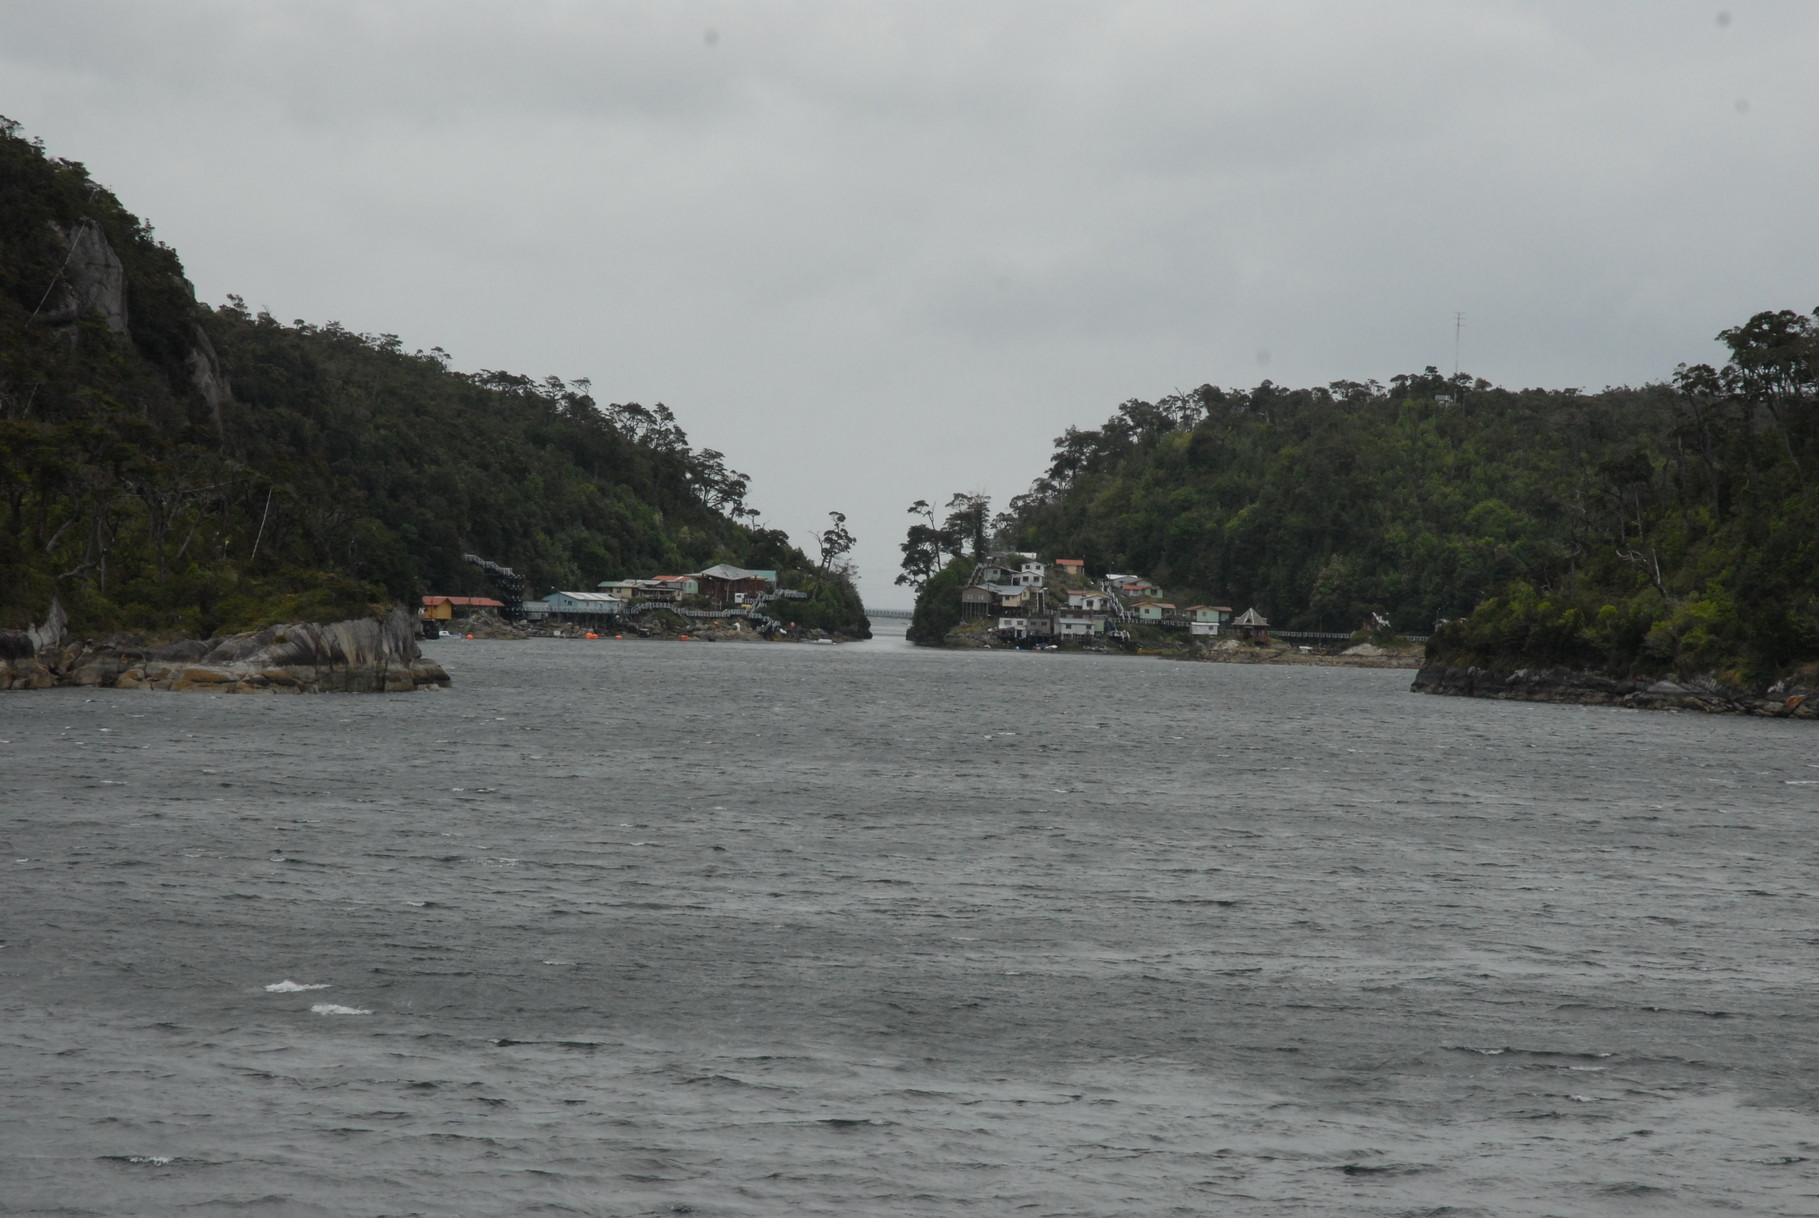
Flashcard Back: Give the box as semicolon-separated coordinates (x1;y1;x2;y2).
1412;662;1817;718
452;609;530;640
186;324;231;433
39;219;129;335
0;602;449;693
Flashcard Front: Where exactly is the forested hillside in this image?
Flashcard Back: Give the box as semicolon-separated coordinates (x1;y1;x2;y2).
1002;372;1681;631
1004;310;1819;684
1428;309;1818;686
0;118;847;637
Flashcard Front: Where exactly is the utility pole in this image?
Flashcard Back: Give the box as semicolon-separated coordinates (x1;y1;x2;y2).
1453;312;1466;379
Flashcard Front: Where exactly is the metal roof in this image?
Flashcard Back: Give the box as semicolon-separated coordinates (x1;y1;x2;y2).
696;563;768;581
422;595;504;607
549;591;625;603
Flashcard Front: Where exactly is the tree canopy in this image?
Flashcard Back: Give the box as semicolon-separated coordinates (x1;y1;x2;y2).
998;312;1819;684
1000;369;1681;632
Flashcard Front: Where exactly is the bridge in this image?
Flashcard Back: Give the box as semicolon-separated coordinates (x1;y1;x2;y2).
864;607;914;620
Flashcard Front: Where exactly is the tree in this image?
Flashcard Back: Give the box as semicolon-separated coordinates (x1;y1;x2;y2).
907;555;972;645
815;510;855;575
895;498;944;589
942;492;991;561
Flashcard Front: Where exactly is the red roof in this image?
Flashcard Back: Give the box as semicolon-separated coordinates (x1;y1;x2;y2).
422;595;504;607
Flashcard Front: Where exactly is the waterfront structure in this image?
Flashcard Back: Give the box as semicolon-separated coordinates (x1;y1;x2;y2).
421;595;504;621
960;584;996;619
694;563;775;604
595;577;694;603
543;590;626;618
1233;607;1270;641
1054;608;1102;637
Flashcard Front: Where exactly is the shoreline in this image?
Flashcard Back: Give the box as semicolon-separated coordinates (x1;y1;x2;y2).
922;633;1423;668
1412;661;1817;719
1;605;449;694
1181;647;1421;669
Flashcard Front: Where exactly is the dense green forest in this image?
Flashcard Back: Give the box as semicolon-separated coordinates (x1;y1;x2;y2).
1001;373;1680;630
1429;309;1818;686
1000;311;1819;684
0;118;859;637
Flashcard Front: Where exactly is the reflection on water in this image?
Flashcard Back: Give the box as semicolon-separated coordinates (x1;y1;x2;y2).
3;638;1816;1215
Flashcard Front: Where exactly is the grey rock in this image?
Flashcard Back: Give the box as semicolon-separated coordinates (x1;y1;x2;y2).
40;220;128;335
1412;662;1812;719
2;605;448;695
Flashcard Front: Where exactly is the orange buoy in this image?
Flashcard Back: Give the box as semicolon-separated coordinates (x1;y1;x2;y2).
465;633;475;639
678;635;689;641
614;634;623;640
585;632;598;639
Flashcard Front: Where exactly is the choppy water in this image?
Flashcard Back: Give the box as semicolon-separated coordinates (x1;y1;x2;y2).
4;626;1818;1216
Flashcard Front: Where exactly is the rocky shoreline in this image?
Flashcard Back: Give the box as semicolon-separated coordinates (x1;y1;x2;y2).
1188;640;1423;668
0;603;449;694
933;620;1423;667
1412;661;1816;719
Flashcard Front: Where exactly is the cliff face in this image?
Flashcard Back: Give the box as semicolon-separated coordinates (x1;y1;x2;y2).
0;604;449;693
37;219;129;334
1411;662;1816;719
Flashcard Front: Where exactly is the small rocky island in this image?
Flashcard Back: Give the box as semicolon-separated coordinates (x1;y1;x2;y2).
0;602;449;694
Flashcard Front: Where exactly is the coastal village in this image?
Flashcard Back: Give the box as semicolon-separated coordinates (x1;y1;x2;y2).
957;553;1244;644
420;563;826;641
943;553;1420;665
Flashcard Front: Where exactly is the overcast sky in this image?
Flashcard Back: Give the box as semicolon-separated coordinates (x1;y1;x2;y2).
5;2;1815;605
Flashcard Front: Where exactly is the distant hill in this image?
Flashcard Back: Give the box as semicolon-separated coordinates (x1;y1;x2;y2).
0;117;860;638
1001;312;1819;686
1001;373;1679;632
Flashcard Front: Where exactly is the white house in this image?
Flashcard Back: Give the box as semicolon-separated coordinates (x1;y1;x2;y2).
1185;605;1232;636
1067;590;1110;612
1054;608;1104;637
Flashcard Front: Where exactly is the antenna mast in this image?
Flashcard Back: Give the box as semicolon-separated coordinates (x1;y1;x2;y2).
1453;311;1466;379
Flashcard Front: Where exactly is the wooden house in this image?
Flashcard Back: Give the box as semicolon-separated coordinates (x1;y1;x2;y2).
694;563;774;605
1115;579;1163;600
960;585;997;618
1232;607;1270;641
421;595;504;621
